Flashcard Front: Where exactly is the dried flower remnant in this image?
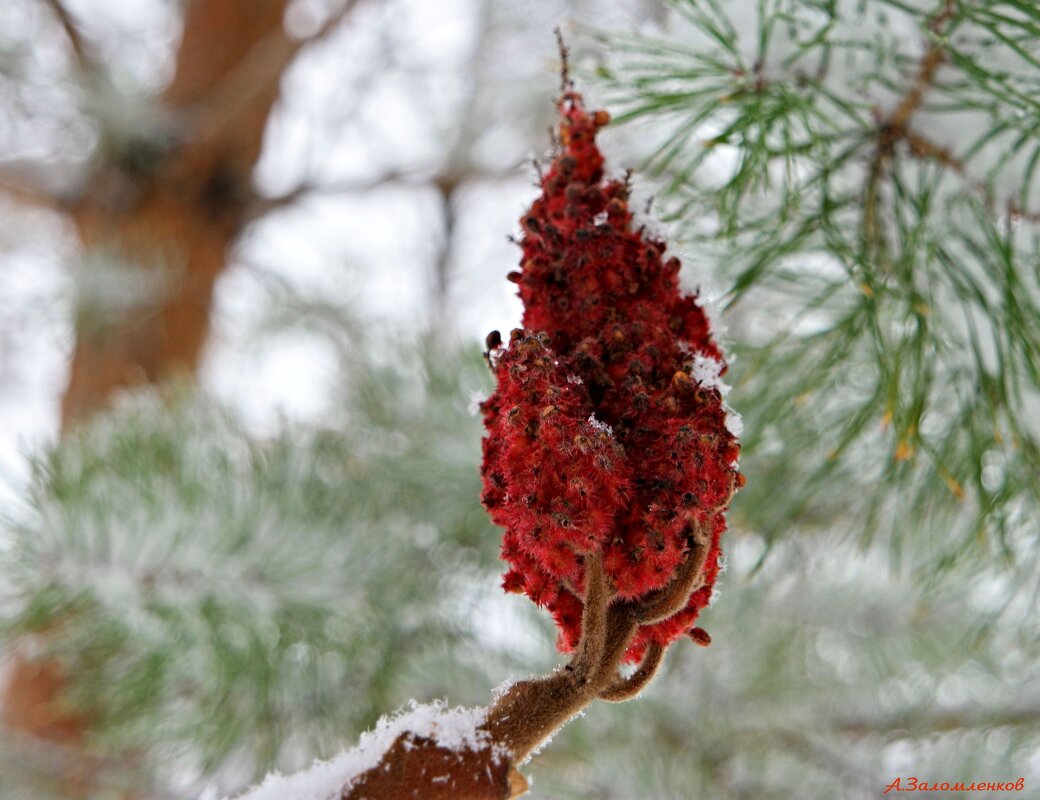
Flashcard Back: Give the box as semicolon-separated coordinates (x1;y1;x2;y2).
481;88;741;665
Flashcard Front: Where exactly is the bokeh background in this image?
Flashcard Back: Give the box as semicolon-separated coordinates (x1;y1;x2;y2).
1;1;1038;798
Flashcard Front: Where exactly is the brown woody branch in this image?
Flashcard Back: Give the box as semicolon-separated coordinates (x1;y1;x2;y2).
886;0;956;134
243;167;520;224
859;0;1040;233
181;0;364;152
344;518;720;798
864;0;957;261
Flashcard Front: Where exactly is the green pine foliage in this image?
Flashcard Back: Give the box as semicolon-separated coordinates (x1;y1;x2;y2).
0;344;501;797
591;0;1040;578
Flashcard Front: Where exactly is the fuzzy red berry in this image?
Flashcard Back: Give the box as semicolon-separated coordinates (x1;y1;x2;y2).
481;90;741;663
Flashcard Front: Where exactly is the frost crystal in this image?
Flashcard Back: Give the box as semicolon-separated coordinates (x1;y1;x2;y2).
689;354;729;395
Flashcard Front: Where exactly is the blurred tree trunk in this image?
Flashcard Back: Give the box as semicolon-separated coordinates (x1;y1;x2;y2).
3;1;296;793
61;0;291;427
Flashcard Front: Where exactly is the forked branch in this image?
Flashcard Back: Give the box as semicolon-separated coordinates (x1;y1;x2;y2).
345;524;716;796
343;535;713;798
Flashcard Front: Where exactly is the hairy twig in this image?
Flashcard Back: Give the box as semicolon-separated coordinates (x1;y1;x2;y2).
632;521;710;625
570;550;609;681
554;27;573;92
599;642;665;702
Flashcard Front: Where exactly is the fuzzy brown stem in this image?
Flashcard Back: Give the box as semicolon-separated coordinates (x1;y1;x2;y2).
570;550;608;681
341;525;718;796
484;670;596;764
632;521;710;625
591;605;640;685
599;642;665;702
482;576;645;765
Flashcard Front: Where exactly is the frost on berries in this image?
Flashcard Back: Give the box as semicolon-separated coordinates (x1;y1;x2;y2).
481;91;742;663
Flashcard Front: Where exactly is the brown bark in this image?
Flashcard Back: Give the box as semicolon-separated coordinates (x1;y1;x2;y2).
2;651;87;746
1;650;92;797
341;735;525;800
61;0;294;427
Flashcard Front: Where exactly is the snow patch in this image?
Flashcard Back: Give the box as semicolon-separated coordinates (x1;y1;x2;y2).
490;675;523;702
723;403;743;438
689;354;729;396
687;354;743;440
626;176;672;242
228;701;492;800
587;414;614;436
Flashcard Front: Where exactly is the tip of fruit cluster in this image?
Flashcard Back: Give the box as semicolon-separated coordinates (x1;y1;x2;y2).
557;91;611;126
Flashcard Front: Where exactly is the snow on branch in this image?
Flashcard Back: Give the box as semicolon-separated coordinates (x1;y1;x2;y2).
227;701;497;800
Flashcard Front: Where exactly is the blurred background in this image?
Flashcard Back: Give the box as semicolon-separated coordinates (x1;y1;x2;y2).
0;0;1038;798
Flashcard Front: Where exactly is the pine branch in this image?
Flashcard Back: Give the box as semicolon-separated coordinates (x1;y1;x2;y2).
594;0;1040;582
831;705;1040;737
887;0;957;132
864;0;957;264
